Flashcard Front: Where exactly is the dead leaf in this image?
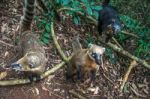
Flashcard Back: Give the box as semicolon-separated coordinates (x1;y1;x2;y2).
87;87;95;92
54;88;60;92
94;86;99;95
0;71;7;80
4;51;9;57
34;87;40;95
42;86;49;91
1;23;8;33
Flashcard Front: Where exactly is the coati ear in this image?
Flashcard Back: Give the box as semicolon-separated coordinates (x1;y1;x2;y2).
101;47;106;53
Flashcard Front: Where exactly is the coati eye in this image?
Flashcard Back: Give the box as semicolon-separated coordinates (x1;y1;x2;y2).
92;53;97;58
29;63;34;68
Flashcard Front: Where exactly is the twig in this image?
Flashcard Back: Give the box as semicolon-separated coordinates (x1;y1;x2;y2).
121;30;139;39
120;60;138;92
112;37;123;49
0;40;15;47
50;22;68;61
69;90;87;99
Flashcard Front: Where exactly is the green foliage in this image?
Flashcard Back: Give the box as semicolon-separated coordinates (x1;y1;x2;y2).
35;16;52;44
84;32;95;47
120;15;150;59
105;48;117;64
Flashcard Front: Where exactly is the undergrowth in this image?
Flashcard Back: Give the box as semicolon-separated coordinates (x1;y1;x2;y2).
35;0;150;62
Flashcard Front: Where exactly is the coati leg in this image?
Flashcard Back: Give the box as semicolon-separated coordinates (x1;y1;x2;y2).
65;65;76;82
90;69;96;81
27;74;41;82
76;65;84;82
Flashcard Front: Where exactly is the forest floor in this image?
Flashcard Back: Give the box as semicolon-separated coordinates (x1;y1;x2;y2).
0;0;149;99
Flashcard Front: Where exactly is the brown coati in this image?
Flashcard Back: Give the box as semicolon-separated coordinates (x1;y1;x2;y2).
98;0;122;42
11;31;47;81
66;36;105;82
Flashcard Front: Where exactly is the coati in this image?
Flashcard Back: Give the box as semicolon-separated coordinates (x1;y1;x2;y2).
9;0;48;81
66;37;105;82
11;32;47;81
98;0;122;42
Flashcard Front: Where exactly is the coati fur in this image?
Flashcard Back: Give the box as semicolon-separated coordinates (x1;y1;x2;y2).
98;0;122;42
66;36;105;82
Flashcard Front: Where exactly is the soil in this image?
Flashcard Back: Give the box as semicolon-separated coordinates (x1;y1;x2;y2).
0;0;149;99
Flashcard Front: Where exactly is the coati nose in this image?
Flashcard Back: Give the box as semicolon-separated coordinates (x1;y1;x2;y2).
112;24;121;34
11;63;22;70
95;54;101;65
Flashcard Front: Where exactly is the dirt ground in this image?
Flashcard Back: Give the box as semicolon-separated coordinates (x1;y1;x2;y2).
0;0;149;99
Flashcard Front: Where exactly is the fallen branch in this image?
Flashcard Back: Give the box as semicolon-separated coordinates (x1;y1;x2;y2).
121;30;139;39
0;40;15;47
120;60;138;92
102;42;150;69
50;22;68;61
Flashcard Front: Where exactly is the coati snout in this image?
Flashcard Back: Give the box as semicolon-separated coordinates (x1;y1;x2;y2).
88;44;105;65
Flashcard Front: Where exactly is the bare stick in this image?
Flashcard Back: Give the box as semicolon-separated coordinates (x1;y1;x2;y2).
120;60;138;92
0;40;15;47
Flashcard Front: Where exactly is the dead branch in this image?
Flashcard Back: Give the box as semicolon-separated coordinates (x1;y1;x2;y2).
121;30;139;39
120;60;138;92
103;42;150;69
58;7;150;69
0;40;15;47
50;22;68;61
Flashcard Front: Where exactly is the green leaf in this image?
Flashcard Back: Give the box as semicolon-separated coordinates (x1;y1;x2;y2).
62;0;70;5
81;0;88;3
73;16;80;25
86;7;93;15
43;32;50;38
45;23;51;32
41;37;49;44
92;6;102;10
93;11;99;19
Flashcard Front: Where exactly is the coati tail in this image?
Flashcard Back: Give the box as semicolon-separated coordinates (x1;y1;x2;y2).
72;35;82;53
20;0;35;32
